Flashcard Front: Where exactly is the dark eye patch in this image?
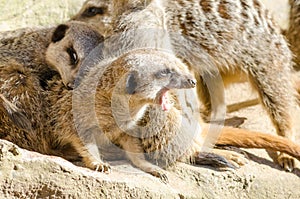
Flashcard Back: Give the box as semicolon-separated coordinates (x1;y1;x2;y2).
82;6;106;17
66;46;78;67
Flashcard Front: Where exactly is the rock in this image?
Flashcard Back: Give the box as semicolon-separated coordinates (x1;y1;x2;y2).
1;139;300;198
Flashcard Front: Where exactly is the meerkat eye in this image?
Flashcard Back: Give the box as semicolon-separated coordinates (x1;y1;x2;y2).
83;7;106;17
66;47;78;66
156;69;172;78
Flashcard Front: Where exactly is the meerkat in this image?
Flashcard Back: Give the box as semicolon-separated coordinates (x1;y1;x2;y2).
71;0;298;171
285;0;300;70
47;48;199;179
0;20;104;89
0;21;104;144
71;0;300;109
70;0;113;37
45;21;104;88
46;47;300;182
2;42;300;182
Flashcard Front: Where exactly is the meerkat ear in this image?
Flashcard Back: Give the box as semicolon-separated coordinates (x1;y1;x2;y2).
51;24;69;43
126;72;138;95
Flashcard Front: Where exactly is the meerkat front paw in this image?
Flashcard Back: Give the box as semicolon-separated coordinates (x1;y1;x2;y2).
93;162;111;173
83;157;111;173
148;169;168;184
278;152;295;172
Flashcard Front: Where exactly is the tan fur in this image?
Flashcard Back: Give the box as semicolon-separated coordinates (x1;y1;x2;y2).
0;60;52;154
73;0;298;171
285;0;300;70
295;78;300;102
0;25;57;148
0;21;104;159
212;127;300;159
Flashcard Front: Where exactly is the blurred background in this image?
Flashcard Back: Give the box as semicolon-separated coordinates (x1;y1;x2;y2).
0;0;85;31
0;0;291;31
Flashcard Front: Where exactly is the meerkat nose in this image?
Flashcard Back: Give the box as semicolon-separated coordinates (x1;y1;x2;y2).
188;79;197;87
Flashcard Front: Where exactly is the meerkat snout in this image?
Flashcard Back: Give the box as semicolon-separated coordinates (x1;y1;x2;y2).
167;73;197;90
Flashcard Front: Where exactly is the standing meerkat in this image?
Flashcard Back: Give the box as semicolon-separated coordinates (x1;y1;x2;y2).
0;21;104;140
47;47;300;182
285;0;300;69
71;0;298;171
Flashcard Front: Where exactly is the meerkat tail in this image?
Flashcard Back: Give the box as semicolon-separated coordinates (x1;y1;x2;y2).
213;126;300;161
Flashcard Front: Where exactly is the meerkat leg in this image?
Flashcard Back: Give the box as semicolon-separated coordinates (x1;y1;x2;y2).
63;135;111;172
248;66;296;171
197;74;226;123
197;74;246;127
118;135;168;183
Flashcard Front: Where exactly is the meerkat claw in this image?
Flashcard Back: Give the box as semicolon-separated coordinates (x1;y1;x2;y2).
94;162;111;173
158;173;169;184
278;153;295;172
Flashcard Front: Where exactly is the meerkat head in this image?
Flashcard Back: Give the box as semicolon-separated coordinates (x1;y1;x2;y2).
121;49;196;112
71;0;154;34
106;49;196;130
46;21;104;89
71;0;113;36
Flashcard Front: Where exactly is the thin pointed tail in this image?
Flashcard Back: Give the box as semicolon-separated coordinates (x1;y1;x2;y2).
201;126;300;160
215;126;300;161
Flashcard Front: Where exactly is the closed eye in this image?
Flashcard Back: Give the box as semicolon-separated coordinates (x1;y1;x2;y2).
66;47;78;67
82;6;106;17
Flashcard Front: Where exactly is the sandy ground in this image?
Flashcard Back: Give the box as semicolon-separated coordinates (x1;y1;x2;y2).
223;73;300;173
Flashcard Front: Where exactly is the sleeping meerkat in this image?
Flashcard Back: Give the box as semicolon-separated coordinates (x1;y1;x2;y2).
45;21;104;89
0;21;103;153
